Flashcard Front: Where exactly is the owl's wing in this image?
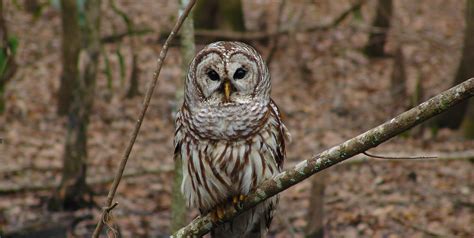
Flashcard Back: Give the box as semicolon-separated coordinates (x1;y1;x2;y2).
173;110;184;159
269;99;291;169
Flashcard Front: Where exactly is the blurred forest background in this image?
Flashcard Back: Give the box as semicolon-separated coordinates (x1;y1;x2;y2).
0;0;473;237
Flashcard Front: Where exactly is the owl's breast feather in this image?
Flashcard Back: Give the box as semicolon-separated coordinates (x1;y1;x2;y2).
190;101;269;140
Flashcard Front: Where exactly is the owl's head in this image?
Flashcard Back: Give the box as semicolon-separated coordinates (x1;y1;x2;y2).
184;41;270;107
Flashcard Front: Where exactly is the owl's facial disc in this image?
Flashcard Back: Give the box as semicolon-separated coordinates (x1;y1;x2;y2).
226;53;259;99
194;51;260;104
195;52;225;101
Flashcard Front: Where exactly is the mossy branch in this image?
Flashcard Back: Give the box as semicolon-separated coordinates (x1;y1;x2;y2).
172;78;474;237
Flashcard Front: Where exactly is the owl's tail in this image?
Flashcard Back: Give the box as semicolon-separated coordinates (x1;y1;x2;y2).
210;198;277;238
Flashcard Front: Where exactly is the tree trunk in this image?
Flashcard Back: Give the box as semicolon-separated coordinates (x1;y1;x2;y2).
194;0;245;31
126;53;140;98
171;0;195;232
56;0;81;115
109;0;141;98
49;0;101;211
432;0;474;130
390;46;407;105
305;172;326;238
0;0;17;114
364;0;393;57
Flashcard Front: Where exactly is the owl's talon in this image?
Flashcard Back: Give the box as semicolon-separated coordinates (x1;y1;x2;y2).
210;210;218;221
232;196;239;205
210;205;226;223
217;207;225;219
231;194;246;209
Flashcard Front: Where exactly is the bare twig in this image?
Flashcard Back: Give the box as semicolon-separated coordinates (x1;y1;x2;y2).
363;151;437;160
342;150;474;165
172;78;474;237
171;0;196;232
105;202;119;212
102;202;119;238
91;0;196;236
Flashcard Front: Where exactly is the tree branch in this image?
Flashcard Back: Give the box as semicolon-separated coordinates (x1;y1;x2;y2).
91;0;197;237
172;78;474;237
342;149;474;165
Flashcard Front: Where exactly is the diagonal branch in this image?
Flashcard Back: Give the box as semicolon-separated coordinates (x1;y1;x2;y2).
91;0;197;237
172;78;474;237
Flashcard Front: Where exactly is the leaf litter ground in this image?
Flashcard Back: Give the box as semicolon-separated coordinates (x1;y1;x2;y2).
0;1;472;237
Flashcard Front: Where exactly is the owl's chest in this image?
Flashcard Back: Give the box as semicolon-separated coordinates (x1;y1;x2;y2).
186;102;269;140
179;126;280;210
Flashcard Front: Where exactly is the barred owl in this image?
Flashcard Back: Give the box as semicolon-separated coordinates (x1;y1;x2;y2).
174;41;290;237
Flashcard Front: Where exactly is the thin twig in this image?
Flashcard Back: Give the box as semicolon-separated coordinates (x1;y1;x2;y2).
363;151;437;160
91;2;197;236
172;78;474;237
105;202;119;212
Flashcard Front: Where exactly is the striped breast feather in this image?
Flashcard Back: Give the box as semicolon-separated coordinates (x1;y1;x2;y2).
174;100;290;210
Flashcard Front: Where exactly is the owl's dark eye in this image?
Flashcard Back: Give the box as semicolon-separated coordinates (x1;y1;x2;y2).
206;69;220;81
233;68;247;80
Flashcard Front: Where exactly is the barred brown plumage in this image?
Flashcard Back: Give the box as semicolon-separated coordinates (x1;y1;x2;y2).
174;41;290;237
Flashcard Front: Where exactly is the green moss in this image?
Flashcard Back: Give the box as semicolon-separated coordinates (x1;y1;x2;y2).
439;96;451;110
366;132;381;146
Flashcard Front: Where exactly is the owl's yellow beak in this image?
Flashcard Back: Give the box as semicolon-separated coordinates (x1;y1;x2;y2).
223;80;232;102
